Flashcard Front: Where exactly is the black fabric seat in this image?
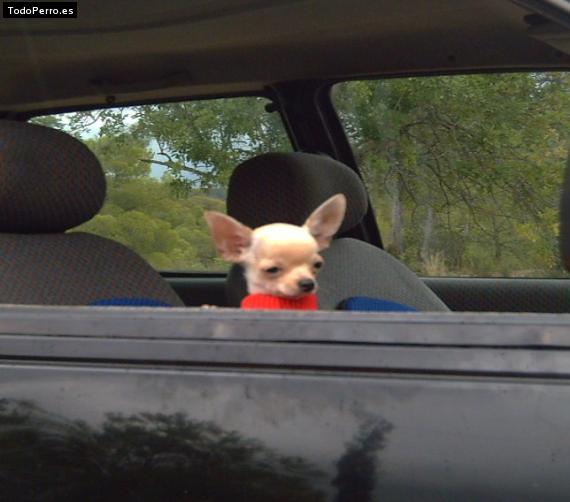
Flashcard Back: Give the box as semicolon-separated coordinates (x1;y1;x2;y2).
0;120;183;306
225;152;448;311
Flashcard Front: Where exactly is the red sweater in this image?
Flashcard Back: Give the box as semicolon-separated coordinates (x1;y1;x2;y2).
241;293;318;310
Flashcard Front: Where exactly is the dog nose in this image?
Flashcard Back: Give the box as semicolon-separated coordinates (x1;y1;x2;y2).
298;279;315;293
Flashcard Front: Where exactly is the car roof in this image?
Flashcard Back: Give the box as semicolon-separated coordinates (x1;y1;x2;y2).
2;0;570;115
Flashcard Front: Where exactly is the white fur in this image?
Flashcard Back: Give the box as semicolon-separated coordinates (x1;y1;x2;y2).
204;194;346;298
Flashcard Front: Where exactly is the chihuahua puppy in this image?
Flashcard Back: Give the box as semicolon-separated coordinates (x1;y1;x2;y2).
204;194;346;307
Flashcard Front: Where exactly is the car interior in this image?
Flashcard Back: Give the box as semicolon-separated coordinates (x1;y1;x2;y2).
1;0;570;313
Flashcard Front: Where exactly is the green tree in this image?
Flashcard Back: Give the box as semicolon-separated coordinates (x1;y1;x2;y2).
335;72;570;277
131;97;290;188
84;134;151;182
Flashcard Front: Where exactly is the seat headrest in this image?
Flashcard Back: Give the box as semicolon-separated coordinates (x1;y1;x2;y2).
0;120;106;233
227;152;368;233
560;151;570;271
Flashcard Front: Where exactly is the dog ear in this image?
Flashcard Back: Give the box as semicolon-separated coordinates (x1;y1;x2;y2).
204;211;253;262
304;194;347;250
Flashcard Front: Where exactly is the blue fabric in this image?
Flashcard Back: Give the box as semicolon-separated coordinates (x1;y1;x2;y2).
91;298;172;307
338;296;417;312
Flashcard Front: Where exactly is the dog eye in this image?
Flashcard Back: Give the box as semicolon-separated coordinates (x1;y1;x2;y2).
314;261;323;269
265;266;281;274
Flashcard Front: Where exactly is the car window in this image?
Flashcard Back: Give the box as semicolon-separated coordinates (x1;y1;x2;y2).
32;97;291;272
333;72;570;278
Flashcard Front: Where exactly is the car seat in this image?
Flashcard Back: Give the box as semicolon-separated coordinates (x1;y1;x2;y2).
225;152;449;311
0;120;183;306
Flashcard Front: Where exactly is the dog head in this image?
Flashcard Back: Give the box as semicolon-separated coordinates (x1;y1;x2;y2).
204;194;346;297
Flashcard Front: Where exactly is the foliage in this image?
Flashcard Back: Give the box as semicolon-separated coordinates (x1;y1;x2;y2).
77;180;226;271
130;98;290;189
35;97;290;271
32;73;570;277
334;72;570;277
